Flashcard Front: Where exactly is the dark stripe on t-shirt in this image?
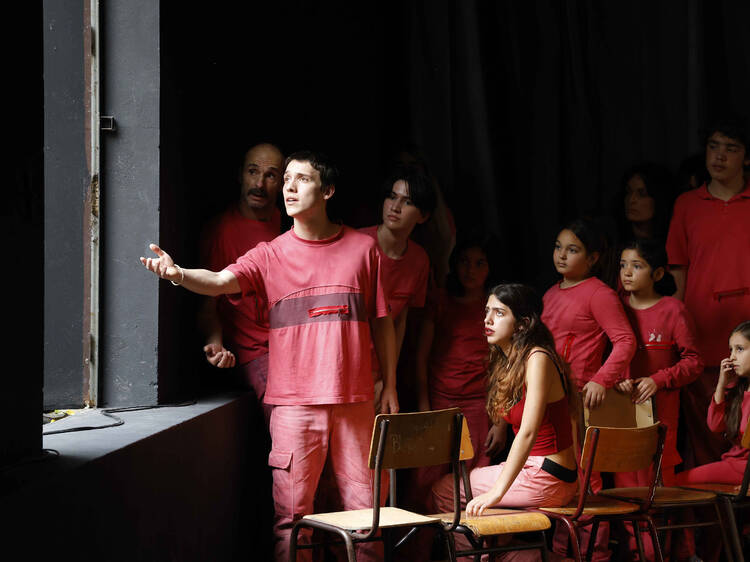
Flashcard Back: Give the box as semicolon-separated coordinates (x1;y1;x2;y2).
269;292;367;329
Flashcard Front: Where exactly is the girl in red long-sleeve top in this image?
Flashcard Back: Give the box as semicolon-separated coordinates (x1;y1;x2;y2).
542;218;636;411
676;320;750;486
614;240;704;561
615;239;704;486
542;218;636;561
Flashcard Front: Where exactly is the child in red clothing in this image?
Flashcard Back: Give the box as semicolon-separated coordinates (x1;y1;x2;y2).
414;234;499;508
542;218;636;561
614;240;704;560
673;321;750;560
542;218;636;409
676;321;750;486
615;239;704;486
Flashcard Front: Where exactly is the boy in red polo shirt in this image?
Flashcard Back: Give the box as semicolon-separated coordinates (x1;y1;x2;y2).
667;115;750;467
141;150;397;562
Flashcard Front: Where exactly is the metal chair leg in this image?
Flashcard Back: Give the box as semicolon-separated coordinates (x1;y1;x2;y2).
289;525;299;562
551;516;582;562
719;496;743;562
340;531;357;562
633;518;646;562
444;529;457;562
643;516;664;562
540;530;550;562
585;520;599;562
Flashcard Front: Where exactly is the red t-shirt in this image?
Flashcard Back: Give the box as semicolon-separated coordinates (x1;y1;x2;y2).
427;291;488;399
200;204;280;364
542;277;635;389
225;226;388;406
666;182;750;366
359;226;430;376
623;296;704;467
358;226;429;319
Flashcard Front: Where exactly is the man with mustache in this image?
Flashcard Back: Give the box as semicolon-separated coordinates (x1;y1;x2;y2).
199;142;283;411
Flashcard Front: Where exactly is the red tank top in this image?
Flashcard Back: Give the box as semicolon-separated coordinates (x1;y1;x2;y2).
501;352;574;456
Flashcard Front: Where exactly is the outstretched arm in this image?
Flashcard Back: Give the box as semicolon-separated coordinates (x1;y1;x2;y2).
140;243;240;296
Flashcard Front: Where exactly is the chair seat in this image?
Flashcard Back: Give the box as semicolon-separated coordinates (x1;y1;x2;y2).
539;494;640;515
429;508;551;536
600;486;717;505
678;483;750;497
303;507;439;531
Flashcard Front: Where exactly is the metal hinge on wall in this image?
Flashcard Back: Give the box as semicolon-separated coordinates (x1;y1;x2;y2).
100;115;116;131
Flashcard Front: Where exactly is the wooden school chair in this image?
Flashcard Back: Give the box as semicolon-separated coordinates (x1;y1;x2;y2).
430;423;552;561
590;391;735;561
537;424;667;562
289;408;467;562
678;417;750;561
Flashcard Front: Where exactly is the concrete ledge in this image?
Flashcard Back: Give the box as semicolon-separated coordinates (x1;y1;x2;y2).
3;393;273;561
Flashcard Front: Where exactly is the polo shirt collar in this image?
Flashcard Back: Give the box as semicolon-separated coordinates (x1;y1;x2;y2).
698;179;750;200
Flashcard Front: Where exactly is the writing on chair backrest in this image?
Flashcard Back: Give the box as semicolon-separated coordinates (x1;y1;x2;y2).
368;408;468;470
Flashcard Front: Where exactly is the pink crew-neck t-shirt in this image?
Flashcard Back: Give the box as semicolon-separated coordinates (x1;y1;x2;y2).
226;226;389;405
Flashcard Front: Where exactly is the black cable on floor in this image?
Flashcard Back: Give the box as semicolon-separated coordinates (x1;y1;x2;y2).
42;400;197;436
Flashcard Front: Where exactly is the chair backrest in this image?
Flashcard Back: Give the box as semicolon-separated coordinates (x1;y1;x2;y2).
459;416;475;461
584;391;654;429
581;424;663;474
368;408;465;470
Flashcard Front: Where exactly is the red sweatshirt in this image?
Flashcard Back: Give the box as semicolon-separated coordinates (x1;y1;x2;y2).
623;296;704;467
708;390;750;463
542;277;635;389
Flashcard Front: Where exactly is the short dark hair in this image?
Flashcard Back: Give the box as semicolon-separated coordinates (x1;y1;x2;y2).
381;164;437;217
702;114;749;150
285;150;339;189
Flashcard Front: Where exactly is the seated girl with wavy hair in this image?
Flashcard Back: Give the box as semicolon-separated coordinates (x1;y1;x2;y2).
431;283;578;517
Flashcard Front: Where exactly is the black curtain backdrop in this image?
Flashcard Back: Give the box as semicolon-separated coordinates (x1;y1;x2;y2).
159;1;750;399
403;0;749;289
165;0;749;293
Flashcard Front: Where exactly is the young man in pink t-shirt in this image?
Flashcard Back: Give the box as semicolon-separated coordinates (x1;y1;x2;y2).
198;143;283;406
667;116;750;467
141;150;398;562
360;164;435;408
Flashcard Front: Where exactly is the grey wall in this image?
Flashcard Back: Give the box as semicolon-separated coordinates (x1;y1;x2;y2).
43;0;87;410
99;0;161;406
